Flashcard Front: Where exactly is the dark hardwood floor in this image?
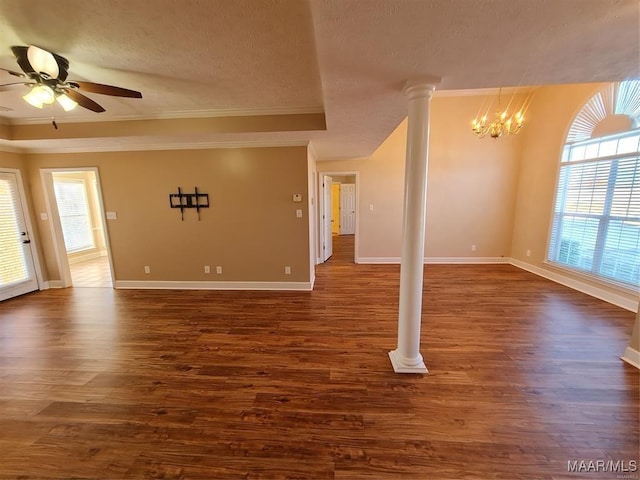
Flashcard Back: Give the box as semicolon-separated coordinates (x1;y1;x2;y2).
0;235;637;479
328;234;354;264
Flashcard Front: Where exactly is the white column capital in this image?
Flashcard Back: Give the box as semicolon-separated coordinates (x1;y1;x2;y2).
403;76;441;98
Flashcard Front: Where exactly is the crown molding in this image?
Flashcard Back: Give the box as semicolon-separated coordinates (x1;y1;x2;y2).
434;86;539;97
5;105;325;126
22;138;311;154
0;142;25;154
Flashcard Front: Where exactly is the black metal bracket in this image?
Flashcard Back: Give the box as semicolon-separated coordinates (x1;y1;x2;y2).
169;187;209;220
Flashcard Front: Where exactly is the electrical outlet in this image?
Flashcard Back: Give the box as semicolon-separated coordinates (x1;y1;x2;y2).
284;266;291;275
216;266;223;274
204;266;210;273
471;245;477;252
144;266;150;274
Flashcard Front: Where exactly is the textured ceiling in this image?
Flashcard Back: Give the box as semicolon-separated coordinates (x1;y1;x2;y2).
0;0;638;159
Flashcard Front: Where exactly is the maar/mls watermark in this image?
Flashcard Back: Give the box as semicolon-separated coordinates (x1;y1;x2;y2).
567;459;638;478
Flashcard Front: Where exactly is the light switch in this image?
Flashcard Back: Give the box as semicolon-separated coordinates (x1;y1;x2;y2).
369;204;374;211
296;209;303;218
106;211;117;220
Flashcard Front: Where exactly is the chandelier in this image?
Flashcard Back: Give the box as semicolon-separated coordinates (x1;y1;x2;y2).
471;87;530;139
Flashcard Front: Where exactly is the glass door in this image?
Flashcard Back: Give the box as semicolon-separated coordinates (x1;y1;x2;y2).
0;171;39;301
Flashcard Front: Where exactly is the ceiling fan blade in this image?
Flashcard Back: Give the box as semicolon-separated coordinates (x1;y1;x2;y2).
50;50;69;82
10;45;69;81
64;89;106;113
27;45;60;79
10;46;35;75
0;81;33;91
72;81;142;98
0;66;26;78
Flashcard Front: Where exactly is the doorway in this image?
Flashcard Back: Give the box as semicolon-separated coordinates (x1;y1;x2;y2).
318;172;358;264
41;168;114;288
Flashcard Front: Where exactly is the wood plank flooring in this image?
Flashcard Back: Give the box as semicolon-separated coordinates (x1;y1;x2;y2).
69;256;112;288
328;234;354;264
0;236;638;479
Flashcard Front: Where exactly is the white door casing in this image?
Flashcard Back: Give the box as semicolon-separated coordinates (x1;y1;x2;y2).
41;167;115;289
321;175;333;261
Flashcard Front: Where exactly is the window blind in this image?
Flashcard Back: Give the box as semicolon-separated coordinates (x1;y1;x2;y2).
0;174;29;287
548;130;640;287
53;179;95;253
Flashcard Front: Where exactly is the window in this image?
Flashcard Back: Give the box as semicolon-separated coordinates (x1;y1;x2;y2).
53;179;95;253
548;81;640;288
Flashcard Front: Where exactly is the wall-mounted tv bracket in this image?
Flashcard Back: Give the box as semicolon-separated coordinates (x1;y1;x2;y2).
169;186;209;220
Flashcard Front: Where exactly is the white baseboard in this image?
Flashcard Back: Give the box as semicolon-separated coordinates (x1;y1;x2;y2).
357;256;401;264
509;258;638;312
427;256;510;264
356;256;510;265
68;250;102;265
114;280;314;291
621;347;640;369
40;280;64;289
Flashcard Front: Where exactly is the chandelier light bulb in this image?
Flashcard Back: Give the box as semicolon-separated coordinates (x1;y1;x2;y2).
471;87;532;140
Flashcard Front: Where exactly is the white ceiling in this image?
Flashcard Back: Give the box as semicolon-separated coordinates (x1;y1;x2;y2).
0;0;638;159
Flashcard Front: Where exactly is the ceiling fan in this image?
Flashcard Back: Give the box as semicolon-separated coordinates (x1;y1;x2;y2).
0;45;142;113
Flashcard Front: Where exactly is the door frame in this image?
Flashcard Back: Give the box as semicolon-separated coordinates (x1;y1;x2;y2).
0;167;45;293
316;171;359;264
40;167;115;288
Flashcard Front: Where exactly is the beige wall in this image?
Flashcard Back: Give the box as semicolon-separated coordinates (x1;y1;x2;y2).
0;150;25;170
331;175;355;184
307;146;317;282
510;84;603;264
319;94;523;260
25;146;311;284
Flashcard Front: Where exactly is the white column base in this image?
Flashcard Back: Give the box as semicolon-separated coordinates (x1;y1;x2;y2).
388;349;428;374
621;347;640;369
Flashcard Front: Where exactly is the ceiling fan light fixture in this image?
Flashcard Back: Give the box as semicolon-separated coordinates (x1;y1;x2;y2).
23;85;56;109
56;93;78;111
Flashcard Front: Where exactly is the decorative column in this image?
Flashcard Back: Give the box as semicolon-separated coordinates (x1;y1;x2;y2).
389;77;440;373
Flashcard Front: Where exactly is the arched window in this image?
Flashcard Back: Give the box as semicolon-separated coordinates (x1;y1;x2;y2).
547;80;640;288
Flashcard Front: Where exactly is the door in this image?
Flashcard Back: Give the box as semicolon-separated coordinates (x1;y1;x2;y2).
0;171;39;301
322;175;333;261
340;183;356;235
